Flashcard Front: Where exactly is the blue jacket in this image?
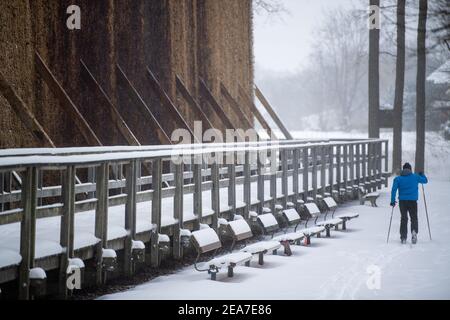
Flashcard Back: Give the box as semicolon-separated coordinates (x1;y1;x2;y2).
391;169;428;203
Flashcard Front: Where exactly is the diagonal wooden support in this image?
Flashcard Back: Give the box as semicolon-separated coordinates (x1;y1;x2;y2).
146;67;198;141
80;59;140;146
35;52;102;146
220;82;254;130
254;85;293;140
0;70;56;148
116;64;171;145
199;78;238;131
238;84;275;139
176;75;214;130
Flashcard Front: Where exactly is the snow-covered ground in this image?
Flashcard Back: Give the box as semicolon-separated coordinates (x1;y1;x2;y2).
100;178;450;300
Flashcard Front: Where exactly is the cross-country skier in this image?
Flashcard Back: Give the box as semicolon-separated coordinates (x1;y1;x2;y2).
390;163;428;244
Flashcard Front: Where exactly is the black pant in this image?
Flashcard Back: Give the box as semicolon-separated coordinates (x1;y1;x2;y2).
399;200;418;240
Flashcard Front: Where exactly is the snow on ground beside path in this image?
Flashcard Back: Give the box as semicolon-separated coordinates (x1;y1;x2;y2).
291;130;450;180
100;179;450;300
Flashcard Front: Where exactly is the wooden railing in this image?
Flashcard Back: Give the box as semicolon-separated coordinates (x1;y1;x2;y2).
0;138;389;299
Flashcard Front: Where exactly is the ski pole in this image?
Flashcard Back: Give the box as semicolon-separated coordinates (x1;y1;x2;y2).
421;184;432;241
387;206;395;244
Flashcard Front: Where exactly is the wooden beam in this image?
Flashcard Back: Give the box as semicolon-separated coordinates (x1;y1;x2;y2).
238;84;274;139
35;52;102;146
18;167;38;300
124;160;138;277
199;78;237;131
0;70;55;148
80;59;140;146
254;85;293;140
150;158;162;267
173;163;184;260
95;162;109;285
116;64;171;145
220;82;254;130
146;67;197;141
59;165;75;299
175;75;214;130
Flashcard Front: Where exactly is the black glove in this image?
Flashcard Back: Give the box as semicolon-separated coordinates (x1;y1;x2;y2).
390;202;396;207
418;171;424;176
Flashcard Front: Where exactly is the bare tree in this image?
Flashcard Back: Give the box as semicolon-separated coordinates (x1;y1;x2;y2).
415;0;428;173
369;0;381;138
392;0;406;174
428;0;450;51
310;8;368;131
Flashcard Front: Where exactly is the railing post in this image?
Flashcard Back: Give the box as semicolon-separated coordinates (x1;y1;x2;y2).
243;151;251;219
228;158;237;217
0;172;4;212
349;144;355;186
311;146;317;200
281;149;288;207
150;158;162;267
356;143;361;185
173;162;184;260
328;145;334;193
320;145;326;196
193;158;203;230
343;144;348;189
136;164;142;192
59;165;76;299
270;150;277;212
336;145;342;191
293;148;300;203
95;162;109;284
211;162;220;231
368;142;373;191
124;160;138;277
302;147;309;201
19;167;38;300
257;150;265;214
361;143;367;183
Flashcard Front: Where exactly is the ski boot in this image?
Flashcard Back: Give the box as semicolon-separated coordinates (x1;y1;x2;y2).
401;238;407;244
412;231;418;245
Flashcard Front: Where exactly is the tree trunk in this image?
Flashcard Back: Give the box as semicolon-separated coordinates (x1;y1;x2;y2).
392;0;406;174
415;0;428;173
368;0;380;138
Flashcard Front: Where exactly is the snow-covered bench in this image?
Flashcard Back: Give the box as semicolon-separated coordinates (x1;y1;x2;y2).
281;208;325;245
304;202;343;237
358;186;380;207
256;213;306;255
191;228;252;280
322;197;359;230
224;219;281;265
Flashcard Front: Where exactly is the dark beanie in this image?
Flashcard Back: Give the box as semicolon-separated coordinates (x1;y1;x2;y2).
403;163;412;170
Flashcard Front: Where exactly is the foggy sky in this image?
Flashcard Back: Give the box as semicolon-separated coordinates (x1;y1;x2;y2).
254;0;356;74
